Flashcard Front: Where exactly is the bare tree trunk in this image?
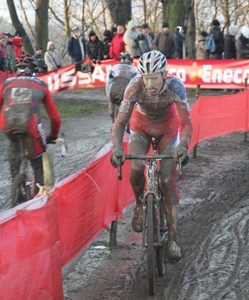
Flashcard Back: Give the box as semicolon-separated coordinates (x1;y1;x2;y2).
105;0;131;26
143;0;147;24
7;0;34;55
161;0;196;58
64;0;71;40
35;0;49;51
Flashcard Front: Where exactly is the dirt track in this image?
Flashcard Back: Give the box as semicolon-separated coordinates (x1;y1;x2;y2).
1;88;249;299
63;129;249;299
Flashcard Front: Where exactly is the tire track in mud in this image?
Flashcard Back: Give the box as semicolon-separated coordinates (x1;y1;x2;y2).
161;154;249;300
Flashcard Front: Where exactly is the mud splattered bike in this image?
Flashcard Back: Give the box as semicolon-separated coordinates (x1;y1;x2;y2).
118;137;182;295
10;131;66;208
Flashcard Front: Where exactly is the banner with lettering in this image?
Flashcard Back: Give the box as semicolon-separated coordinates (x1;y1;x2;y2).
4;59;249;93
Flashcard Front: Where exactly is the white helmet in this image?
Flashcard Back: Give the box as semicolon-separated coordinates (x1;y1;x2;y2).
137;50;167;75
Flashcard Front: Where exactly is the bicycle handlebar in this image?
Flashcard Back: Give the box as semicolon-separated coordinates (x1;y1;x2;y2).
117;154;183;181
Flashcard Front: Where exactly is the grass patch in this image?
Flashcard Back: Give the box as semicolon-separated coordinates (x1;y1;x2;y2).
40;102;107;118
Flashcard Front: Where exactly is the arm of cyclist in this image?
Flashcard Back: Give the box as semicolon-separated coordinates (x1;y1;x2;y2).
42;87;61;144
174;100;193;165
111;83;136;167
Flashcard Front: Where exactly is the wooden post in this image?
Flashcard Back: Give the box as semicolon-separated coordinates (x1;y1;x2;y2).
42;152;55;186
244;78;248;143
183;42;186;59
193;84;200;158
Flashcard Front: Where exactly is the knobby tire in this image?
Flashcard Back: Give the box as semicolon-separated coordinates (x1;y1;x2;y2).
147;193;156;296
156;198;166;276
11;174;32;208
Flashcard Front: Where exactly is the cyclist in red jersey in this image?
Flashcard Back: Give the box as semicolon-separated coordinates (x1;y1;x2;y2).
0;55;61;195
111;50;193;261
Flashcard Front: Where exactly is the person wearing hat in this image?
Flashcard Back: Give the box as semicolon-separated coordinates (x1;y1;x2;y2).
67;26;87;63
209;19;224;59
196;30;210;59
123;19;140;58
153;22;175;59
44;41;63;72
236;26;249;59
5;32;16;73
32;46;47;73
224;24;237;59
0;33;7;72
102;30;113;60
136;23;154;56
86;31;103;63
12;30;23;58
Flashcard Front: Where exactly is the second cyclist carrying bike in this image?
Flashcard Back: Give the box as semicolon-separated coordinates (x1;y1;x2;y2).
111;50;193;261
0;55;61;197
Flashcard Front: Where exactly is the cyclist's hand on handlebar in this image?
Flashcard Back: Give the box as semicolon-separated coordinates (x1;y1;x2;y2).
110;147;126;168
174;143;189;166
46;135;57;144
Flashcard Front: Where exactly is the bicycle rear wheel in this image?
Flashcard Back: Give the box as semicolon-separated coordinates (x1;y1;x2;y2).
156;198;166;276
11;174;32;208
147;193;156;296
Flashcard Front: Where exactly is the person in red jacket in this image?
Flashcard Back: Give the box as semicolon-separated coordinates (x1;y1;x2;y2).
12;30;23;58
109;25;126;59
0;55;61;197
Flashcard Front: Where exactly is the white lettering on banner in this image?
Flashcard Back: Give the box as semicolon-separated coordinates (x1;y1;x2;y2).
202;65;249;84
78;72;92;85
223;69;233;83
61;69;77;88
46;73;60;91
168;68;186;82
91;65;106;82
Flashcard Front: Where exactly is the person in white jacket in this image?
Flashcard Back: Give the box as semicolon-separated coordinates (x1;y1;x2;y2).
44;41;63;72
123;19;140;58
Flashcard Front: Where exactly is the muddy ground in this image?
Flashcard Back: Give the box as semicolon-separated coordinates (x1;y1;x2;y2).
1;87;249;299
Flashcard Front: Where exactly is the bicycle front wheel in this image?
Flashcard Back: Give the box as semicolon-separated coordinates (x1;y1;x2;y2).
147;193;156;296
156;198;166;277
11;174;32;208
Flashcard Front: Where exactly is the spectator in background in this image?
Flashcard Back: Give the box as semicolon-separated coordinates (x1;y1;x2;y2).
196;31;209;59
209;19;224;59
12;30;23;58
44;41;63;72
0;34;7;71
0;47;5;72
123;19;140;58
137;23;154;56
32;46;47;73
87;31;103;63
5;33;15;73
1;33;14;73
224;24;237;59
236;26;249;59
174;26;188;59
153;22;175;59
102;30;113;60
67;26;87;63
111;27;117;36
109;25;126;59
137;25;142;33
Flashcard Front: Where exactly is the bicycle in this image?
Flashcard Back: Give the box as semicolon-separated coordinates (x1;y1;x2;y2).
10;131;66;208
117;137;182;295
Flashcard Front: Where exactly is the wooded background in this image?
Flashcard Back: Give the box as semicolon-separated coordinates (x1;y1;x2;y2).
2;0;249;63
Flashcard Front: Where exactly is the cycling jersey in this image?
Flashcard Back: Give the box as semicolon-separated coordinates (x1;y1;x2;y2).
0;76;61;157
112;73;192;151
